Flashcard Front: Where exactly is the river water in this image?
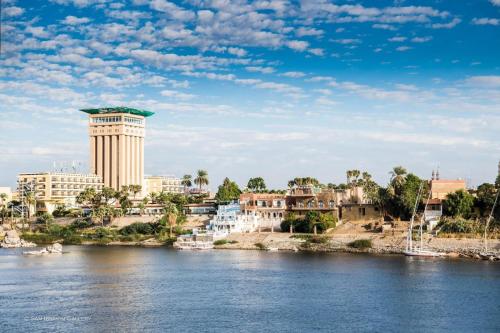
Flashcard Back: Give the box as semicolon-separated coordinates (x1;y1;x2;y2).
1;246;499;332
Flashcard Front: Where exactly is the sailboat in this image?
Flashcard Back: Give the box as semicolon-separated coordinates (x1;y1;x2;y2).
403;183;443;257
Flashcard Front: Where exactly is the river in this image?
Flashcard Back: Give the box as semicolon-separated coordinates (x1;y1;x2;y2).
1;246;499;332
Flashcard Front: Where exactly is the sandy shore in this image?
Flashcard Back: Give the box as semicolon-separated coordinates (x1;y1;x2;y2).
214;232;500;259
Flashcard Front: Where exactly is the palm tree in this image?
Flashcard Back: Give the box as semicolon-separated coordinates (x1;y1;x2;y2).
148;192;158;204
194;170;209;192
389;166;407;195
129;185;142;199
163;202;179;235
0;193;7;207
181;174;192;193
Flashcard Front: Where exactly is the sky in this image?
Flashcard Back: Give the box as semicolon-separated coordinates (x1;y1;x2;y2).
1;0;500;191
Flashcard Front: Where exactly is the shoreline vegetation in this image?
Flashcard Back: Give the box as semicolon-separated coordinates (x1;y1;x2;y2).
9;220;500;261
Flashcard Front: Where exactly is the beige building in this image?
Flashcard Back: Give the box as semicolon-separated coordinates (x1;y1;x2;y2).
430;179;466;200
80;107;154;192
144;175;183;195
17;172;103;214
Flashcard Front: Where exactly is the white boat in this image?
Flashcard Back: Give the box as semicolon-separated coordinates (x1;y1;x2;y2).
267;247;279;252
404;183;444;258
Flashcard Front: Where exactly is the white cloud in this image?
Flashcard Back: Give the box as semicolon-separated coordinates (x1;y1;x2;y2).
431;18;461;29
3;6;24;17
372;24;397;31
471;17;499;26
281;71;306;78
388;36;407;42
308;48;324;56
411;36;433;43
295;27;324;37
464;76;500;88
62;16;91;25
246;66;275;74
286;40;309;51
332;38;361;44
396;46;412;52
227;47;247;57
160;89;195;100
491;0;500;6
150;0;195;21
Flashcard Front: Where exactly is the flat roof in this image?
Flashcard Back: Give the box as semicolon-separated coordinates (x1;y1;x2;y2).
80;107;154;118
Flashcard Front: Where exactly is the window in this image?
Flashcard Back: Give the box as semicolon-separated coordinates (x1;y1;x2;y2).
318;201;324;208
329;200;335;208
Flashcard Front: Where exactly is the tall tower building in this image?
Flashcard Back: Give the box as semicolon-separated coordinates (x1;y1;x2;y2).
80;107;154;192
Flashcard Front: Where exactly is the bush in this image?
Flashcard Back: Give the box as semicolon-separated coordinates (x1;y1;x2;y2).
119;222;159;236
438;217;476;234
22;232;60;244
348;239;372;249
213;239;228;245
281;212;337;234
36;213;54;225
309;236;329;244
70;218;93;230
254;242;267;250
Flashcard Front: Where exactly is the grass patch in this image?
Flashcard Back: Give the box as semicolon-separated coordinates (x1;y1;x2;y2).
213;239;228;246
348;239;372;249
21;232;61;244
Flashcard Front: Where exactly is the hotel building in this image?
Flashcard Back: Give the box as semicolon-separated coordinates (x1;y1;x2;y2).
17;172;103;214
144;175;184;195
80;107;154;192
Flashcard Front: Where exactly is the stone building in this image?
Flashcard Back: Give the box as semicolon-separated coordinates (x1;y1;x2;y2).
144;175;183;195
239;193;286;230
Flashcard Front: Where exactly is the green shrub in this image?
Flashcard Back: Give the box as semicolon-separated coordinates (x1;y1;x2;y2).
348;239;372;249
438;217;476;234
309;236;329;244
254;242;267;250
213;239;228;245
229;240;238;244
119;222;159;236
36;213;54;225
70;218;93;230
21;232;60;244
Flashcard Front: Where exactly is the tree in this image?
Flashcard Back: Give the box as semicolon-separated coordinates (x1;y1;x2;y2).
388;166;407;195
162;202;179;235
215;178;241;203
247;177;267;192
181;175;192;193
495;175;500;189
194;170;209;191
360;172;380;205
129;185;142;199
442;190;475;219
288;177;320;187
475;183;497;217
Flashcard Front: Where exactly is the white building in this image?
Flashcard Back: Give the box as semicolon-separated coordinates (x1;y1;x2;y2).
208;203;260;235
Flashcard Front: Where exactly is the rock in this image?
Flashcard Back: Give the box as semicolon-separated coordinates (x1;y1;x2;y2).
446;252;460;258
1;229;36;248
47;243;63;253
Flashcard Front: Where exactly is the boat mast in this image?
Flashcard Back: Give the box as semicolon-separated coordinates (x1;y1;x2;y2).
483;189;499;253
407;183;423;252
419;188;431;251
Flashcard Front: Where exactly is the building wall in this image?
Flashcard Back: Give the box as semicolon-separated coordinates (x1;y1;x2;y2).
144;176;183;195
17;172;103;214
340;204;382;222
430;180;466;200
286;188;338;217
88;113;146;191
240;193;287;220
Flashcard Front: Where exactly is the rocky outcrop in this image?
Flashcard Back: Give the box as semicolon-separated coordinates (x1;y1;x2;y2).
24;243;63;255
1;229;36;248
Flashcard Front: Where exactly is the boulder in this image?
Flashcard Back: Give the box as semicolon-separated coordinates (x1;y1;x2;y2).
47;243;63;253
1;229;36;248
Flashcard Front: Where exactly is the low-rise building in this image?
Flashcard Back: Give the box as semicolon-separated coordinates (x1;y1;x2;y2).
239;192;286;230
208;203;260;235
286;186;338;217
144;175;183;195
17;172;103;214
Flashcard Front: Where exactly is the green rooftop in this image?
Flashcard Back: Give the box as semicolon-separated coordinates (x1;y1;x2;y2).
80;107;154;118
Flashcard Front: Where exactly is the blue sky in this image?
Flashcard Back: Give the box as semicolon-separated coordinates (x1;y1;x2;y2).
1;0;499;190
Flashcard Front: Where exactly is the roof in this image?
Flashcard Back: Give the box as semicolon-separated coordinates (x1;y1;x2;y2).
80;107;154;118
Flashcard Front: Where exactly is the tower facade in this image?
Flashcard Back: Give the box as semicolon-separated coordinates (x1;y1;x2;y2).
80;107;154;192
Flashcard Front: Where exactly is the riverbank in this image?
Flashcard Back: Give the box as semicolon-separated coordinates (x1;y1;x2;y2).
213;232;500;260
